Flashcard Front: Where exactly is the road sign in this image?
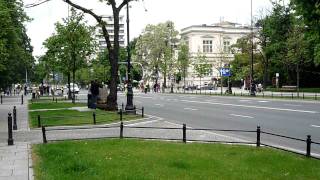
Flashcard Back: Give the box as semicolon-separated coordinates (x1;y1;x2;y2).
220;68;231;77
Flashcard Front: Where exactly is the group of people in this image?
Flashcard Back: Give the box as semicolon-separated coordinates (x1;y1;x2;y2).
2;84;28;96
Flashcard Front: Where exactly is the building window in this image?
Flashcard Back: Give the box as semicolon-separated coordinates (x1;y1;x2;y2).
223;41;230;53
203;40;212;53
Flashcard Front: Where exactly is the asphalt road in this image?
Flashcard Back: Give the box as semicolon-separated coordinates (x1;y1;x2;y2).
118;92;320;156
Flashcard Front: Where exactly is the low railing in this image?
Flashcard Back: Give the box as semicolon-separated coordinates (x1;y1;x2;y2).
40;123;320;160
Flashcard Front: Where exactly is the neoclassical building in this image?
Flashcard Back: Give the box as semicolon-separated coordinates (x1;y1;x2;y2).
180;21;253;87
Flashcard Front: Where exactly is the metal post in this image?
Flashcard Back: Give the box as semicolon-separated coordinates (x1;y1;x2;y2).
134;105;136;115
93;112;96;124
13;106;17;130
183;124;186;143
21;95;23;105
263;93;264;98
1;95;2;104
142;107;144;118
37;115;41;128
272;92;273;98
303;93;304;99
306;135;311;157
256;126;261;147
122;103;124;111
42;126;47;144
8;113;14;145
120;109;123;122
315;93;317;100
120;122;124;139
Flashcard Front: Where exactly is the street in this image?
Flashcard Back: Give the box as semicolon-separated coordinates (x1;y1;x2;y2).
118;92;320;156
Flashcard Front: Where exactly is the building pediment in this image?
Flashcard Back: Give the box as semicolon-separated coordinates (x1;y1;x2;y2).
201;35;214;39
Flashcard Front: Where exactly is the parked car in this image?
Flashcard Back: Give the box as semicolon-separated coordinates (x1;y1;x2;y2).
64;83;80;94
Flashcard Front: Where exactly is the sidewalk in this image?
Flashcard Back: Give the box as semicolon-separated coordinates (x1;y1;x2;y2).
0;95;32;180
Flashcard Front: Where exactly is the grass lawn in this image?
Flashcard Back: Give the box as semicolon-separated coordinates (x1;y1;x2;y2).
32;139;320;180
29;102;141;128
29;102;86;110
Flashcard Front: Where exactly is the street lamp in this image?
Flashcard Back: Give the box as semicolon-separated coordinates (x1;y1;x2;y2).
249;0;256;96
125;2;134;112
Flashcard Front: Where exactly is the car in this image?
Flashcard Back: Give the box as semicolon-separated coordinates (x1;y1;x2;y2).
64;83;80;94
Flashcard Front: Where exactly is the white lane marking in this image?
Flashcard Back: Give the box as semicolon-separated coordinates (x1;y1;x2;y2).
311;125;320;128
154;104;164;107
180;99;318;114
230;114;254;119
284;104;302;107
258;101;269;103
137;96;152;99
184;107;198;111
239;100;251;102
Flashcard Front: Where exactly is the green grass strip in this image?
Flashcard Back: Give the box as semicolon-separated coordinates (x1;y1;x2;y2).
33;139;320;180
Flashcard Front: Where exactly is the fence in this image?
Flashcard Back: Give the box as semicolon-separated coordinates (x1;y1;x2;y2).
0;95;24;105
35;106;144;127
40;123;320;160
171;89;319;100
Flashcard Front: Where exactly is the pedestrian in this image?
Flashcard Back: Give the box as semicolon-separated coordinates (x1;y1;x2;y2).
90;80;100;109
24;85;27;96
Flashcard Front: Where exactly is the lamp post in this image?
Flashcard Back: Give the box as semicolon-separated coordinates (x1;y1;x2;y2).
125;2;134;112
250;0;256;96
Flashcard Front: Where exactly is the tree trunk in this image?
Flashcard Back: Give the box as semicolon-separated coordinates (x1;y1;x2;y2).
106;10;120;111
296;63;300;97
67;72;71;99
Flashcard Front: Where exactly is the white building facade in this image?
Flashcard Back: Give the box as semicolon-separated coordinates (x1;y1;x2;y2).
180;21;252;87
96;15;126;51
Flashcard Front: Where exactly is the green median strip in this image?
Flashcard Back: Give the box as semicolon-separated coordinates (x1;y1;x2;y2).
32;139;320;179
28;102;140;128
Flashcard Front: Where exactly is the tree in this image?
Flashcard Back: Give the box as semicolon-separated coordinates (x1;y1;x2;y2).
63;0;137;111
177;42;189;91
135;21;178;87
292;0;320;66
43;8;96;99
0;0;34;90
193;52;211;93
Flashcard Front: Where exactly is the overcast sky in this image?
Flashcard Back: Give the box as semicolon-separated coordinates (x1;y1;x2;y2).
23;0;273;57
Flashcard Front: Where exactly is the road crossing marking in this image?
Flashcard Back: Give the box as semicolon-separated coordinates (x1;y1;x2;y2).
154;104;164;107
258;101;269;103
230;114;254;119
184;107;198;111
311;125;320;128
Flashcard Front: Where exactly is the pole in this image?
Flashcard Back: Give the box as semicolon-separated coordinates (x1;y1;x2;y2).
306;135;311;157
250;0;255;96
125;2;134;112
8;113;14;145
13;106;17;130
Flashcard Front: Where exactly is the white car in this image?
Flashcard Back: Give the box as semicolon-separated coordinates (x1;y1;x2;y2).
64;83;80;94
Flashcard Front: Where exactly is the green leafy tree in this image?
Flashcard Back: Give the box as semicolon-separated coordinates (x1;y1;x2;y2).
177;42;189;89
193;52;211;93
0;0;34;90
43;8;96;98
135;21;178;87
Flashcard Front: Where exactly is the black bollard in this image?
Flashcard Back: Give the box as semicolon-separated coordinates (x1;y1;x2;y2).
93;112;96;124
120;109;123;122
42;126;47;144
21;95;23;105
1;95;2;104
306;135;311;157
142;107;144;118
256;126;261;147
183;124;187;143
120;122;124;139
37;115;41;128
13;106;17;130
8;113;14;145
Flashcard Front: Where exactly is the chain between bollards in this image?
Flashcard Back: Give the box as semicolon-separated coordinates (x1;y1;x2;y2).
8;113;14;145
13;106;17;130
